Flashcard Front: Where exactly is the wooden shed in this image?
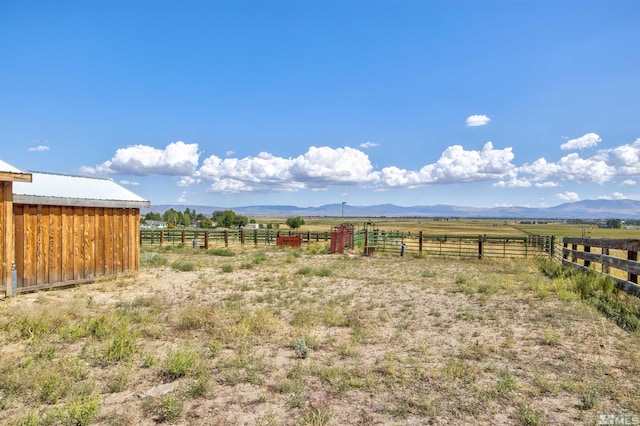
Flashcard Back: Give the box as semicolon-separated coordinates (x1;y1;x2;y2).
1;160;150;295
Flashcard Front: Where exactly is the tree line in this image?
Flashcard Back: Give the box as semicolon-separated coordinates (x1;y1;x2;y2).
142;208;306;229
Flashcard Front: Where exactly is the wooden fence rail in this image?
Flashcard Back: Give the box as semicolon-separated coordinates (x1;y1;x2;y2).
562;237;640;298
141;229;549;259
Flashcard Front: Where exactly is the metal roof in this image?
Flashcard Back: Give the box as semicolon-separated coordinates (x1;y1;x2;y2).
13;172;150;208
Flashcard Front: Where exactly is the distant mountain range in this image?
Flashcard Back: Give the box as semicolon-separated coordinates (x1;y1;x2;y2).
143;199;640;220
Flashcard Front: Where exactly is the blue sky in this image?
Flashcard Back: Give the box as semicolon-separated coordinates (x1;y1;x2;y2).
1;0;639;209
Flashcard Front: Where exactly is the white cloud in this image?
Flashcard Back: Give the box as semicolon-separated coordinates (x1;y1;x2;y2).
465;114;491;127
225;150;235;156
535;181;559;188
80;141;200;176
621;179;636;186
560;132;601;151
207;178;254;193
597;192;626;200
519;153;615;184
177;191;187;203
28;145;50;152
119;180;140;186
377;143;515;188
177;176;201;187
606;138;640;176
555;191;580;202
359;141;379;149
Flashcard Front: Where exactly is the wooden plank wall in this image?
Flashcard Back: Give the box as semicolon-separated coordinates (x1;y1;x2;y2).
13;205;140;291
1;181;13;294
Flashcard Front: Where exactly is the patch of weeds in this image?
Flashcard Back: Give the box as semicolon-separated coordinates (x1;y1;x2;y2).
143;394;184;423
305;243;330;255
141;251;169;267
315;266;332;277
540;327;562;346
291;307;322;327
399;391;437;417
162;347;198;380
208;339;222;357
106;364;131;393
421;270;437;278
455;310;475;321
300;402;332;425
207;248;236;257
171;259;197;272
493;369;517;399
516;403;546;426
187;368;211;398
253;251;268;264
533;372;559;395
102;325;139;365
221;264;234;273
53;393;101;426
142;353;157;368
294;339;310;359
37;370;71;404
296;266;313;276
581;388;600;410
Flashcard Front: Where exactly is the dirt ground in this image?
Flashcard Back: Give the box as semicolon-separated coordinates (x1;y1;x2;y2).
1;246;639;425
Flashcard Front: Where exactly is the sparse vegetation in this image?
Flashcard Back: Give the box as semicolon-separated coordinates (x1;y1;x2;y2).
1;241;639;425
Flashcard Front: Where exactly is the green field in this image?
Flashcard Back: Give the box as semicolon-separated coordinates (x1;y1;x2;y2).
260;217;640;239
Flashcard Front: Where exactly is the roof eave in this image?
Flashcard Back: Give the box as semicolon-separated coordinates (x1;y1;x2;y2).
13;194;150;209
0;171;33;183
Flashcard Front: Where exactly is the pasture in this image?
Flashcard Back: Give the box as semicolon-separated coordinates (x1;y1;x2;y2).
1;219;639;425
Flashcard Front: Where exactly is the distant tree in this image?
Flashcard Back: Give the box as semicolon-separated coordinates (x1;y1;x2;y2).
200;218;213;228
233;215;249;228
606;218;622;229
163;209;179;226
213;210;237;228
286;217;305;229
144;212;162;221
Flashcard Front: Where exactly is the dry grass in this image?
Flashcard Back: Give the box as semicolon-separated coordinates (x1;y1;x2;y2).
1;245;639;425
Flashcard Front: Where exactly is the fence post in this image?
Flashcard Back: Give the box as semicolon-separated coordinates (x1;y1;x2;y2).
550;236;555;259
478;234;483;259
254;230;258;246
629;250;638;284
603;248;609;274
160;231;164;246
419;231;423;256
584;244;591;268
224;230;229;248
240;229;245;245
204;232;209;249
181;230;186;245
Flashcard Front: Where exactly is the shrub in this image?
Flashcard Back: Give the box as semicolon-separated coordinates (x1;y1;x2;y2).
162;347;198;380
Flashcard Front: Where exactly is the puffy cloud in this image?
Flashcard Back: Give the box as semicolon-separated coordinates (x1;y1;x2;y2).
28;145;50;152
519;153;615;184
465;115;491;127
621;179;636;186
606;138;640;176
555;191;580;202
419;142;515;183
359;141;379;148
118;180;140;186
290;146;375;184
177;191;187;203
81;141;200;176
560;132;601;151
